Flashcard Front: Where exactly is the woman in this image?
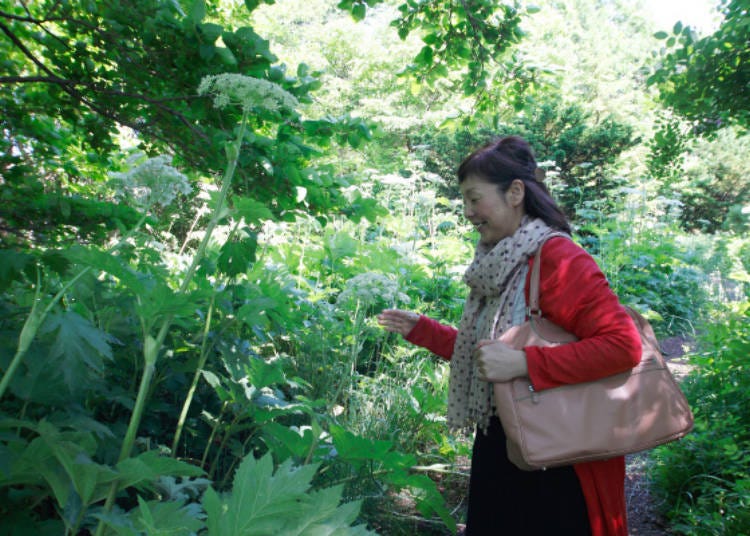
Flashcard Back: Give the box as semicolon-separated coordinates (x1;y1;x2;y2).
378;136;642;535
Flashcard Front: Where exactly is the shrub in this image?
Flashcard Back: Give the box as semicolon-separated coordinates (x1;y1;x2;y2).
649;304;750;535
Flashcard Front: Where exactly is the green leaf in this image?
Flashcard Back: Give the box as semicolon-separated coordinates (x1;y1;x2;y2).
329;424;394;466
202;486;223;534
135;280;201;322
189;0;206;23
234;196;274;224
130;497;204;535
351;3;366;21
202;452;375;535
216;46;238;66
246;356;286;389
198;23;224;43
237;297;277;330
218;235;258;276
325;232;359;261
654;31;669;39
117;450;204;490
199;44;216;60
414;45;434;66
6;422;117;509
0;250;33;291
226;454;318;533
261;422;315;460
64;246;145;294
40;311;115;389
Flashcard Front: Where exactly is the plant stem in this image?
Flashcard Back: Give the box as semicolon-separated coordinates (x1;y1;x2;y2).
171;293;216;455
94;112;249;536
201;400;228;470
208;412;242;479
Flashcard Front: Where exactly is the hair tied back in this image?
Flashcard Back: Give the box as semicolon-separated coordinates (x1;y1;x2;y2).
534;167;546;182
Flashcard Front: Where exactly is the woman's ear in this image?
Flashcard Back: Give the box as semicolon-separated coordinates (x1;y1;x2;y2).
507;179;525;207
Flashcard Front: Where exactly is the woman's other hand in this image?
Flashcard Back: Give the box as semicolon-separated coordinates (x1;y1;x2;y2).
377;309;420;337
475;339;529;382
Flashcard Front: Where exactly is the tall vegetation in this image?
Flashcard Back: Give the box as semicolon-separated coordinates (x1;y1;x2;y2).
0;0;748;534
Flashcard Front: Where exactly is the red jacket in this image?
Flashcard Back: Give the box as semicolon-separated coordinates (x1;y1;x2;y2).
406;237;642;536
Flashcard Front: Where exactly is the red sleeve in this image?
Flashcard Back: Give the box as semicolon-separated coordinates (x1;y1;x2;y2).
524;237;642;391
404;315;457;360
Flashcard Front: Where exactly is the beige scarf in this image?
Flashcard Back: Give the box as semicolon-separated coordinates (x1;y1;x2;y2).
447;217;563;432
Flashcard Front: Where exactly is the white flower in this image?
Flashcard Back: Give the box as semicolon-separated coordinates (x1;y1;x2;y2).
337;272;410;312
109;155;191;209
198;74;299;113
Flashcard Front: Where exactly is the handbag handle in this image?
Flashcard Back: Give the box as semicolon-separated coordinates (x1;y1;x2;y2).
528;233;570;318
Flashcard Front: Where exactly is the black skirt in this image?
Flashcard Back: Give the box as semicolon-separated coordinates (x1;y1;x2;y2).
465;416;591;535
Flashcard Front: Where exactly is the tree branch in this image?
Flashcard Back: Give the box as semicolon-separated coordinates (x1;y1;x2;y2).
0;26;210;146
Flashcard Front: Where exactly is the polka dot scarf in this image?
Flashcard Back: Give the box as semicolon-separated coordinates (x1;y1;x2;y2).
447;217;562;433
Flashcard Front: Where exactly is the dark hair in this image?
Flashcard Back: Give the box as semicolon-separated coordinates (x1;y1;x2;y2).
457;135;571;234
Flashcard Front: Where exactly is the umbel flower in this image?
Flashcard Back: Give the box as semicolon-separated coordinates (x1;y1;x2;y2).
198;73;299;113
337;272;410;314
109;154;192;209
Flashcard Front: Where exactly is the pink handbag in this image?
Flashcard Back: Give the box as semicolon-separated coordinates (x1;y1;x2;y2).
493;238;694;470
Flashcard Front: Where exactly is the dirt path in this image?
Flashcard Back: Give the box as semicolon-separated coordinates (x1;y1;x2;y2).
626;453;671;535
625;341;694;536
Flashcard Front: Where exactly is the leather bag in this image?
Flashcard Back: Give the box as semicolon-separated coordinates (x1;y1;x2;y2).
493;238;694;470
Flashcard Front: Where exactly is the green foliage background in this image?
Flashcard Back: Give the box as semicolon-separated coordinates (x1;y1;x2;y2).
0;0;748;534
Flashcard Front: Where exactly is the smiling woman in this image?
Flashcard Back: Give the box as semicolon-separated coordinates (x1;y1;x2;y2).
378;135;642;536
460;176;525;246
457;137;571;240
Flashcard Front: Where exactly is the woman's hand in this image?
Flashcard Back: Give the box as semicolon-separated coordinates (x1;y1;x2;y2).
377;309;420;337
475;339;529;382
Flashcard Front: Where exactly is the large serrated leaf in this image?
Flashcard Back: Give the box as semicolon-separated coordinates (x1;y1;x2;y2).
39;310;115;390
229;456;318;530
202;453;375;535
218;236;257;276
130;496;204;535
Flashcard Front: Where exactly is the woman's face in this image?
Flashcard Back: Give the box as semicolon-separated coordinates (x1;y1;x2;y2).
460;174;525;245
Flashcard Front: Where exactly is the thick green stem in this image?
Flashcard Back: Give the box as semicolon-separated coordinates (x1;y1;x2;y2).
178;110;248;295
94;112;249;536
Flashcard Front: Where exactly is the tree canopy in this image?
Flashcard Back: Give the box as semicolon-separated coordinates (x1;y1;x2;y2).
648;0;750;133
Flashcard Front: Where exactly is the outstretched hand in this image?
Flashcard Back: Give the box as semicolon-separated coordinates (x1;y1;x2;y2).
377;309;420;337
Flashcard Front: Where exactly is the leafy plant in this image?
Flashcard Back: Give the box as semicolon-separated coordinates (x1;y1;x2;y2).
649;304;750;535
648;0;750;132
203;452;376;535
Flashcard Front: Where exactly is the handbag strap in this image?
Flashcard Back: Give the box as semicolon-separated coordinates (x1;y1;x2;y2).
528;233;570;318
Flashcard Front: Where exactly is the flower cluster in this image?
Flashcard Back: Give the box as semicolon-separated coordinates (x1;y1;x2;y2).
109;155;191;209
336;272;410;314
197;74;299;113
